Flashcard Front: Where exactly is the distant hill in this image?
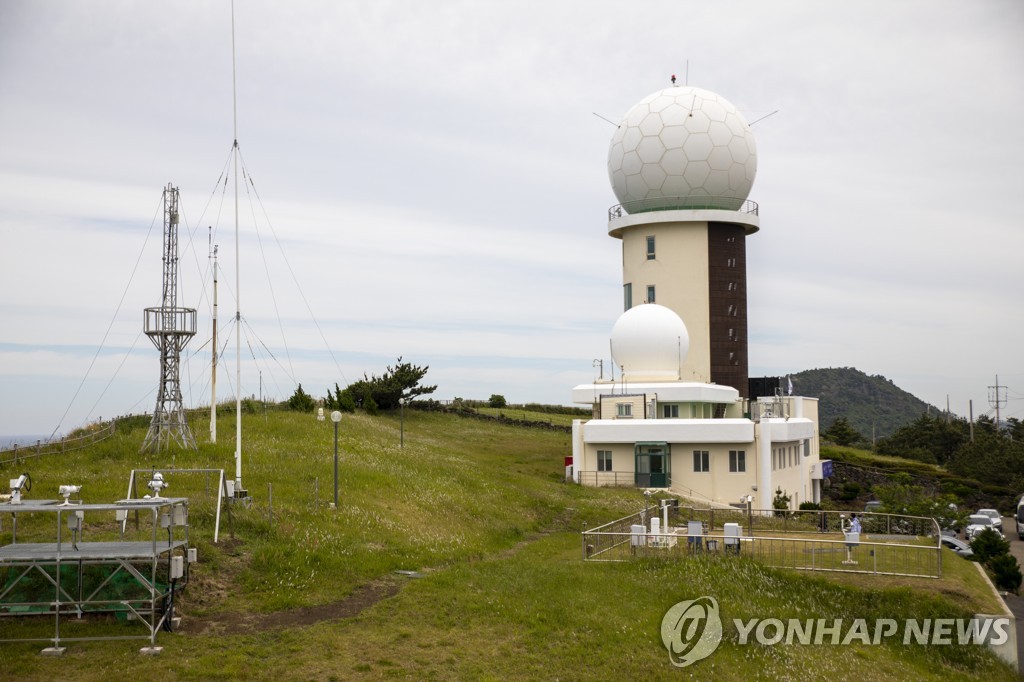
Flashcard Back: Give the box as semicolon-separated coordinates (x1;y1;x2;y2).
789;367;940;440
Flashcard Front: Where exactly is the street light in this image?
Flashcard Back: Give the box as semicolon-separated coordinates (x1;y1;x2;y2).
331;410;342;509
399;398;406;448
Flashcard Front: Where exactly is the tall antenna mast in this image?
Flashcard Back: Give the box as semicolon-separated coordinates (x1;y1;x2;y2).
210;231;218;444
231;0;248;499
142;184;198;452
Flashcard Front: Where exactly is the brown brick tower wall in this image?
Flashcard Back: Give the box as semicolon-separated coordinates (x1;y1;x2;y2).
707;222;748;397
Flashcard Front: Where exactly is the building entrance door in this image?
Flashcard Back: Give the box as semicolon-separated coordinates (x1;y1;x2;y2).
635;443;670;488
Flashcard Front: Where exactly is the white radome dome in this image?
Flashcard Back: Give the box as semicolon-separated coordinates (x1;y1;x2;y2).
611;304;689;380
608;86;757;213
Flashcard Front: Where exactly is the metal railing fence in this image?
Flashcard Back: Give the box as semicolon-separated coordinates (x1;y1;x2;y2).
0;423;117;468
583;505;942;578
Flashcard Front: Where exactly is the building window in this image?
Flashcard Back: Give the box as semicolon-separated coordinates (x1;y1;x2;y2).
729;450;746;473
646;235;656;260
646;285;656;304
693;450;709;473
597;450;612;472
616;403;632;418
662;404;679;418
623;283;632;311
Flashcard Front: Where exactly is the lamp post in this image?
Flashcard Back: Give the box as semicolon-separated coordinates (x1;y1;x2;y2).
399;398;406;448
331;410;342;509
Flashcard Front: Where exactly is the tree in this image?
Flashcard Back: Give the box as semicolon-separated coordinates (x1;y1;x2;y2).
287;384;316;412
822;417;864;447
876;414;969;465
488;394;507;408
1007;417;1024;442
339;357;437;411
773;487;791;515
947;430;1024;490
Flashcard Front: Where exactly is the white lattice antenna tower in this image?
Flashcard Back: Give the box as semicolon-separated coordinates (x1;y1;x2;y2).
142;184;198;451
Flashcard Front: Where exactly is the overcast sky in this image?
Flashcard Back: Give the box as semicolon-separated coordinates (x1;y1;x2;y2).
1;0;1022;438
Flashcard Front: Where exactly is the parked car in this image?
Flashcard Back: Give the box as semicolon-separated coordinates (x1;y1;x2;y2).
965;514;1004;541
976;508;1003;533
940;535;975;559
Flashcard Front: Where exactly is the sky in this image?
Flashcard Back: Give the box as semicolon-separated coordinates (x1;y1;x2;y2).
1;0;1022;438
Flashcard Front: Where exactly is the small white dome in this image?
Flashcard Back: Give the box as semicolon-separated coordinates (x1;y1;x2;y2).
608;86;757;213
611;304;689;380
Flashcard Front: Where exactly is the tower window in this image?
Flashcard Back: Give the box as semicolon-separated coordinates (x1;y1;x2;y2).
693;450;710;473
623;283;632;311
646;285;656;304
646;235;656;260
729;450;746;473
616;403;632;418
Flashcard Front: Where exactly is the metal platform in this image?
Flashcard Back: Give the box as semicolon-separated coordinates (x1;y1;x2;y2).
0;496;193;652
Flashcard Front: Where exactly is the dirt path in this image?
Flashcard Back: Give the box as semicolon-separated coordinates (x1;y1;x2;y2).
179;578;403;636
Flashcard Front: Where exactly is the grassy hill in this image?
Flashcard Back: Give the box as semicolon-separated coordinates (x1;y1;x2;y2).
791;367;941;439
0;407;1015;680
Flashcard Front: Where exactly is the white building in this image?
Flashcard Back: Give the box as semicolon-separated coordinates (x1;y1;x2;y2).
571;85;829;509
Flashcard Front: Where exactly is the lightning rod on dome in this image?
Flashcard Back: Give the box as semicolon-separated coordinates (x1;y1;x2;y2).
748;110;779;126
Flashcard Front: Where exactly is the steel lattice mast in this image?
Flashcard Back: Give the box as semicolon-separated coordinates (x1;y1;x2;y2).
142;184;198;452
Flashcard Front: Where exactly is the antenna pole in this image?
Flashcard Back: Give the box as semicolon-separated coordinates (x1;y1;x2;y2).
210;235;218;444
231;0;244;496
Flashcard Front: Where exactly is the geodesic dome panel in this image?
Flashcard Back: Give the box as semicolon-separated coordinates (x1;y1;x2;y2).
608;87;757;213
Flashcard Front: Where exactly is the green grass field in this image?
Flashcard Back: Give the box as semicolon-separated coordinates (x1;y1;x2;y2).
0;407;1015;680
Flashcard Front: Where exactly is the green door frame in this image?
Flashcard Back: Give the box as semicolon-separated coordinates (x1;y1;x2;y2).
635;442;671;488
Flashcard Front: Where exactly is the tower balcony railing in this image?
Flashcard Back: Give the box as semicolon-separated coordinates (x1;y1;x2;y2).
144;306;197;337
608;196;759;222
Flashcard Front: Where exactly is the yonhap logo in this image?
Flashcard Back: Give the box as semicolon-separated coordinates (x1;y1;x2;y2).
660;596;723;667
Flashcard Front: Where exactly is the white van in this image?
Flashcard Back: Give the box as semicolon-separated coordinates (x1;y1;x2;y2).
1016;497;1024;540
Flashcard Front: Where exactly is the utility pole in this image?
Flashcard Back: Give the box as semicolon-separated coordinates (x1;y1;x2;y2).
989;375;1007;433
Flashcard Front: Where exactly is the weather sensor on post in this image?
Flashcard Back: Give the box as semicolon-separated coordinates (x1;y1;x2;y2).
59;484;82;505
147;472;169;498
8;473;31;505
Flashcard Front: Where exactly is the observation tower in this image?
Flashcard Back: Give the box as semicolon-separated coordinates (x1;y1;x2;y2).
607;85;759;396
142;184;197;451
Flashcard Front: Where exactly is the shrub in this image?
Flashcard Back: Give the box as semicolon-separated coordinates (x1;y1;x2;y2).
287;384;316;412
838;482;861;501
989;554;1023;593
970;528;1010;564
488;394;507;408
364;395;379;416
338;392;356;413
773;487;792;516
